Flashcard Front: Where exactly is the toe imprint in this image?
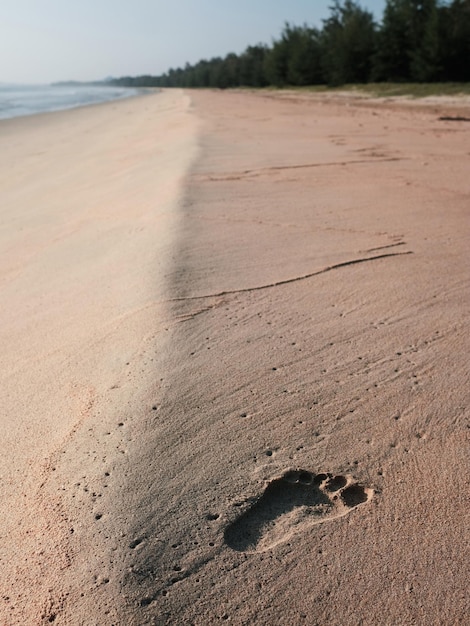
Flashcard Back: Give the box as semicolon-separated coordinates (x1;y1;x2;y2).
224;470;373;552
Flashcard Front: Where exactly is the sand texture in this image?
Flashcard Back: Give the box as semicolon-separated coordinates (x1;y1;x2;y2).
0;90;199;623
1;89;469;625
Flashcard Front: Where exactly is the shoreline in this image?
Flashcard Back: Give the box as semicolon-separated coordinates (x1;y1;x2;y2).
0;85;153;123
1;88;469;624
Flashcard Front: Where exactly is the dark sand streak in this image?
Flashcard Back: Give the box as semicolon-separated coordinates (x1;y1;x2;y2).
171;251;413;302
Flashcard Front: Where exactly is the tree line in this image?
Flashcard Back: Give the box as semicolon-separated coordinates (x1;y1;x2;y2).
111;0;470;89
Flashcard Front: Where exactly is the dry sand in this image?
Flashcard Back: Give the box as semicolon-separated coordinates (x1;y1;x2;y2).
0;88;469;625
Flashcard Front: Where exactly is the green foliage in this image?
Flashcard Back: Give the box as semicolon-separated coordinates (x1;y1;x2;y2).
373;0;440;81
410;0;440;81
321;0;376;85
239;46;270;87
438;0;470;81
373;0;414;81
110;0;470;89
264;23;324;86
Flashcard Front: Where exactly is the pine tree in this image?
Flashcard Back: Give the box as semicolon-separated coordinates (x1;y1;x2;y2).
239;46;269;87
321;0;376;85
438;0;470;81
409;0;440;81
374;0;439;81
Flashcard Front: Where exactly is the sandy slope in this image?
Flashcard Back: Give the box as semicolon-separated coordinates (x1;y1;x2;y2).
120;90;468;625
1;88;469;625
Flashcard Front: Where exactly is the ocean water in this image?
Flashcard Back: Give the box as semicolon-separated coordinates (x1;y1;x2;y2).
0;83;143;121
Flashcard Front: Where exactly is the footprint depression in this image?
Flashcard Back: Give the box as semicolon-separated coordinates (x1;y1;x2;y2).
224;470;373;553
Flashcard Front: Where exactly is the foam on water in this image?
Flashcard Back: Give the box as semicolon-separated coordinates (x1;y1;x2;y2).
0;83;143;120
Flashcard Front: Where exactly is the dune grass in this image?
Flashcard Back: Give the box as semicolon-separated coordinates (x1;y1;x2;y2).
282;82;470;98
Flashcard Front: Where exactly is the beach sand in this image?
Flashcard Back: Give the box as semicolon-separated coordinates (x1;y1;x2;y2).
0;88;468;624
0;90;199;623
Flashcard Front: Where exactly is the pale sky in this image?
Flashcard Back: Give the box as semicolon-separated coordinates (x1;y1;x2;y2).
0;1;386;84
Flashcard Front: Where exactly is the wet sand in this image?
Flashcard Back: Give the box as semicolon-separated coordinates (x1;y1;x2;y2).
0;89;199;623
0;89;469;624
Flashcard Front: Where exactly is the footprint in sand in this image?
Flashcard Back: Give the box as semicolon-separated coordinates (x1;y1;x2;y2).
224;470;373;553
